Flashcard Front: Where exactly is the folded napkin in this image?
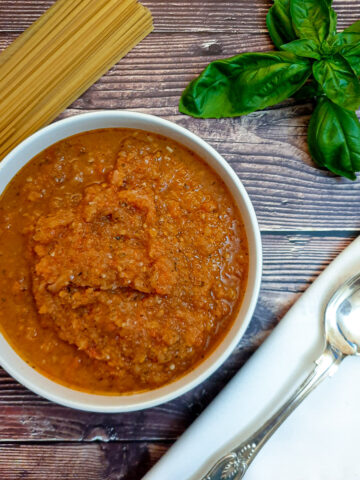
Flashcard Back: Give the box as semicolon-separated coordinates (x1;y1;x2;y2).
144;236;360;480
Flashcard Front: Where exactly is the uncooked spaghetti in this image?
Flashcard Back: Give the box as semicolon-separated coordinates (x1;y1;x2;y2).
0;0;153;158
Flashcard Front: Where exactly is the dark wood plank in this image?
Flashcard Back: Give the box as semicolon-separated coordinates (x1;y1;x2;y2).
0;442;168;480
0;0;359;33
1;31;360;230
0;232;355;442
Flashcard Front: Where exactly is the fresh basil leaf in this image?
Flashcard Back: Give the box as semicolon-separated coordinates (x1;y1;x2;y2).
290;0;337;44
343;19;360;34
327;30;360;77
338;40;360;58
179;52;311;118
308;97;360;180
281;38;321;59
266;0;297;49
293;80;322;100
331;33;360;56
332;22;360;75
345;55;360;76
312;55;360;110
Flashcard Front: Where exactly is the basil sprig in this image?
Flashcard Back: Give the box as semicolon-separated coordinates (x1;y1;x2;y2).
179;0;360;180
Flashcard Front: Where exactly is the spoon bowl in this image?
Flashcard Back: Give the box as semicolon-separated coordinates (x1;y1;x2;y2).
325;272;360;357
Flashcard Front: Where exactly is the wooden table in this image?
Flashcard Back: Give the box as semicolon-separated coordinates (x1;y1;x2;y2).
1;1;360;478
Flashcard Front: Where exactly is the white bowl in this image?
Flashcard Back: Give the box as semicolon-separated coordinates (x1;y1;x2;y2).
0;111;262;412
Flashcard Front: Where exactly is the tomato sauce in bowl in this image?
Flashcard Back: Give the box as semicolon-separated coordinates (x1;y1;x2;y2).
0;128;249;395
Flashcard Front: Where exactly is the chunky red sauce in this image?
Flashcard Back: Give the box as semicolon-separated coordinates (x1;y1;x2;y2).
0;128;248;394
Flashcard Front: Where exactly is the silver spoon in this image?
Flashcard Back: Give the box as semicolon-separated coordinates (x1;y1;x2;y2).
202;272;360;480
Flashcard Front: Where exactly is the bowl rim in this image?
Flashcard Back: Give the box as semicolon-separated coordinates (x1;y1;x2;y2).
0;110;262;412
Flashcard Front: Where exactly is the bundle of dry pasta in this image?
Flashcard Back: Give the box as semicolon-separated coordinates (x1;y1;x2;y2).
0;0;153;159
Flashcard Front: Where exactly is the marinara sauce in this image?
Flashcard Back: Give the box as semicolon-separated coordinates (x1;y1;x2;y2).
0;129;248;394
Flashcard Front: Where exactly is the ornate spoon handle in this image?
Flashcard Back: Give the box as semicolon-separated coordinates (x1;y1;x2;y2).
202;345;342;480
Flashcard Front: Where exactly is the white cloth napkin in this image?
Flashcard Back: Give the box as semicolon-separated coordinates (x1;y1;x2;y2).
143;236;360;480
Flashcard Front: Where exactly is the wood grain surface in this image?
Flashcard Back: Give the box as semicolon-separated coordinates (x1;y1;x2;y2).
0;0;359;478
1;0;360;32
